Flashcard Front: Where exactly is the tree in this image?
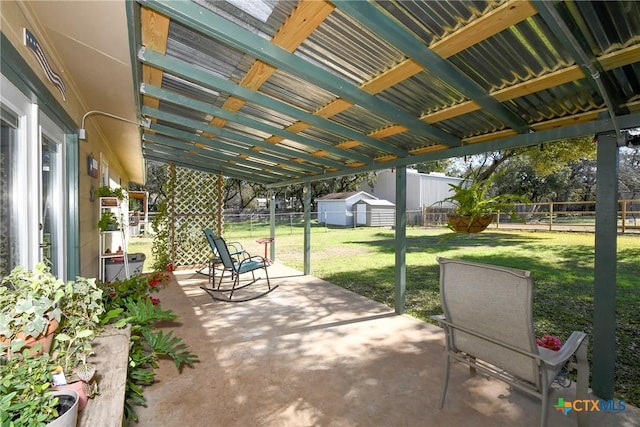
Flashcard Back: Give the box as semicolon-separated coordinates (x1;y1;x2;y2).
129;161;169;212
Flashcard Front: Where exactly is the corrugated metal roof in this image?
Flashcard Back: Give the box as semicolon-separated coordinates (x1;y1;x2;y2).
133;0;640;186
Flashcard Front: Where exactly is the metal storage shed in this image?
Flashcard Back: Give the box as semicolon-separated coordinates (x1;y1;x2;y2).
316;191;377;227
353;199;395;227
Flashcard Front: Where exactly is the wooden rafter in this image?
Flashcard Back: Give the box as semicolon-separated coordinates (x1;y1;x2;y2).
430;0;537;59
255;0;538;159
140;7;169;114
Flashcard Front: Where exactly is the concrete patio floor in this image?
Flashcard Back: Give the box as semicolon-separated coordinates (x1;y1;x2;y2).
135;262;639;427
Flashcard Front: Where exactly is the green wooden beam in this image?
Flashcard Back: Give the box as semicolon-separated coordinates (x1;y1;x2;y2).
267;112;640;187
137;48;410;157
141;83;372;164
149;123;325;175
143;133;296;179
143;146;273;183
142;106;347;171
140;0;460;147
334;0;531;134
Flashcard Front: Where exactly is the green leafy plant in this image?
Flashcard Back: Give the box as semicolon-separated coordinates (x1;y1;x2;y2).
97;211;119;231
100;272;198;423
0;264;64;359
151;198;170;271
53;276;104;378
441;170;529;232
0;352;62;426
95;186;126;200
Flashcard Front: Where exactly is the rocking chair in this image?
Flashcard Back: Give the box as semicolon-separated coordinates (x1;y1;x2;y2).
200;234;277;302
197;228;247;283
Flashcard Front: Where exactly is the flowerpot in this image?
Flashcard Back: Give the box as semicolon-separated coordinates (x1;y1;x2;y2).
55;380;88;412
447;214;494;233
46;389;79;427
0;318;59;357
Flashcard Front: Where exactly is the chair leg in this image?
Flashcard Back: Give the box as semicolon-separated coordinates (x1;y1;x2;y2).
575;337;589;427
540;384;549;427
439;353;451;409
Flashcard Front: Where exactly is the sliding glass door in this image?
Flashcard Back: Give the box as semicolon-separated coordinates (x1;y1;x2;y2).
0;74;66;279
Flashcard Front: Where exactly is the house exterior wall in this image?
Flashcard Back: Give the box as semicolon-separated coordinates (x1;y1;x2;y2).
1;2;131;279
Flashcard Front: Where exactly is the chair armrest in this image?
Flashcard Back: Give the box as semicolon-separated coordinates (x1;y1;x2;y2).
431;314;446;324
227;242;249;259
539;331;587;368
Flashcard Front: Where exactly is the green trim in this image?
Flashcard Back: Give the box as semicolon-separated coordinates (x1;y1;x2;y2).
65;133;80;279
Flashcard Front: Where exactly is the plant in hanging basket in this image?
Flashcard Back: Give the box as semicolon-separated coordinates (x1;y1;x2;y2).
441;169;529;234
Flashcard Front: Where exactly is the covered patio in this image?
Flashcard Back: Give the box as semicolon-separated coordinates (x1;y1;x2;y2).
134;263;639;426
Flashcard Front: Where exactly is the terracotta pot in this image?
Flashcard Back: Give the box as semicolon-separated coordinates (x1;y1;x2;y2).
0;318;60;356
447;214;494;233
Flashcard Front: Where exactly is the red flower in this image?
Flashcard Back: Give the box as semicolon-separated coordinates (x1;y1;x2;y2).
164;263;175;272
537;335;562;351
148;296;160;306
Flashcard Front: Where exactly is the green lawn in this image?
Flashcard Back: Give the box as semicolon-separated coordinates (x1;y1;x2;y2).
139;224;640;406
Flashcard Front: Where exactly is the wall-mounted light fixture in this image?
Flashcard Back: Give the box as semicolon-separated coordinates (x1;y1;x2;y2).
79;110;151;140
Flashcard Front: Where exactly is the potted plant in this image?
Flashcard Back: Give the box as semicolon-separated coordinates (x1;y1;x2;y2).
0;264;64;359
95;186;126;201
97;211;120;231
441;170;528;233
0;352;79;427
52;276;105;410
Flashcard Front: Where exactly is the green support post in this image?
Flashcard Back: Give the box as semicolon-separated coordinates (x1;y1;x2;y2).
270;193;276;261
592;133;619;399
395;166;407;314
303;182;311;275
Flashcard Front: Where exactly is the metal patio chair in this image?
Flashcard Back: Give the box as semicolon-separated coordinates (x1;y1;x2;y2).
200;234;276;302
433;257;589;427
197;228;248;283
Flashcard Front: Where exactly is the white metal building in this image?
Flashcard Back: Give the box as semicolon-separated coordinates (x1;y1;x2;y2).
360;169;465;211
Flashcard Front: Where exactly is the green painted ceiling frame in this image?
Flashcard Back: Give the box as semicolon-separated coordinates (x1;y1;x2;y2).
141;106;347;170
143;153;268;183
138;0;460;147
137;48;410;158
333;0;532;134
148;123;326;175
141;83;373;164
143;133;297;179
142;145;275;184
268;112;640;187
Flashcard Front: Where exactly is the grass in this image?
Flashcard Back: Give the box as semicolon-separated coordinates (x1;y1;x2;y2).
136;224;640;406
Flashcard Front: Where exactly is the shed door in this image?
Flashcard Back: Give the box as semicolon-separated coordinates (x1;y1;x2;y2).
356;204;367;225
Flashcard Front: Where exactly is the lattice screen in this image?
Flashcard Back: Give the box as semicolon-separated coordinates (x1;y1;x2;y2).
168;166;223;267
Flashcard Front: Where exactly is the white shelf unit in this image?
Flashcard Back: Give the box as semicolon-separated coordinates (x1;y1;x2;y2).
98;197;129;282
